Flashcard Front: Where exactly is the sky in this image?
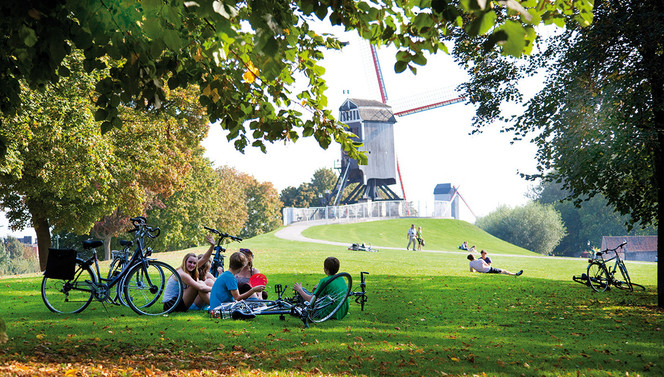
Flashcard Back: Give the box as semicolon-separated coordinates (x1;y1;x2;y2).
202;28;540;222
1;24;542;239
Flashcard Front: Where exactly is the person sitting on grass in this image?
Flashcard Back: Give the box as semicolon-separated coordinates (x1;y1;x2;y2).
236;248;268;300
467;254;523;276
479;249;492;265
459;241;468;250
209;252;266;310
293;256;349;320
163;234;217;312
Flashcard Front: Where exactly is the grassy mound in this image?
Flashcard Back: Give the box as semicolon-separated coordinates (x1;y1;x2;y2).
303;218;537;255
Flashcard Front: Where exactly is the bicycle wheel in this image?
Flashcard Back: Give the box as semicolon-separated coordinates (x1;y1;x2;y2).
41;259;96;314
107;257;128;306
307;272;352;323
123;261;183;315
587;262;609;292
615;262;634;291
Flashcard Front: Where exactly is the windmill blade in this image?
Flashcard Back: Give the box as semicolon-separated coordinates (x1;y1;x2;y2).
370;44;389;104
450;186;477;219
391;86;465;117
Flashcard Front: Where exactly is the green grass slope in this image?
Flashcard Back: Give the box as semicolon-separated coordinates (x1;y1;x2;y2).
302;218;537;255
0;223;660;377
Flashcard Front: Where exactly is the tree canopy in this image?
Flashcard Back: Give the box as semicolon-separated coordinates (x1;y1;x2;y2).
452;0;664;305
0;54;208;268
0;0;593;165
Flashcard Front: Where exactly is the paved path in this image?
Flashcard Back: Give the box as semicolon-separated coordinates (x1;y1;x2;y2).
275;220;587;261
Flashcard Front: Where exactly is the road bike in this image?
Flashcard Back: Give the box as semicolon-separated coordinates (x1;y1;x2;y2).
211;271;369;327
576;241;645;292
41;217;184;315
203;226;242;277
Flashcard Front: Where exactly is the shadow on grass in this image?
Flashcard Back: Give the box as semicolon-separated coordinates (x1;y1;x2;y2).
1;273;662;376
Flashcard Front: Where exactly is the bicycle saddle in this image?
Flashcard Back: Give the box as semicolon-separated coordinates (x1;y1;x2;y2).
82;240;103;249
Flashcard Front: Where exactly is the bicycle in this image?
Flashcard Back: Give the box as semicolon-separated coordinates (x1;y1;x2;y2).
579;241;645;292
41;216;184;315
203;226;242;277
211;271;369;327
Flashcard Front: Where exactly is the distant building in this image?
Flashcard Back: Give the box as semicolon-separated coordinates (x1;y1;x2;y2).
433;183;459;219
601;236;657;262
19;236;32;245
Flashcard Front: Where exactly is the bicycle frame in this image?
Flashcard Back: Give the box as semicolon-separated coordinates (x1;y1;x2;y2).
592;243;625;282
203;226;242;278
81;218;160;299
211;271;369;327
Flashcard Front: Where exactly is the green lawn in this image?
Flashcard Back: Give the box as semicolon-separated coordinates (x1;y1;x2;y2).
0;219;661;376
302;218;537;255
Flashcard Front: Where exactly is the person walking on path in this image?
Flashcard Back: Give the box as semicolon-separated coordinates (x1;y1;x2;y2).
416;226;424;251
406;224;417;251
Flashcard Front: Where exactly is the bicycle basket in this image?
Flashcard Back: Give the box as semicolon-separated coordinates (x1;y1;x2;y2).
44;248;77;280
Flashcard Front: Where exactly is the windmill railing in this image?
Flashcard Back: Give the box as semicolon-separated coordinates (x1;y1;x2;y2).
283;199;474;226
282;200;409;226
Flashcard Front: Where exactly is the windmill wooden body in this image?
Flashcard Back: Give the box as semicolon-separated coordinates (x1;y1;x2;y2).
329;44;464;206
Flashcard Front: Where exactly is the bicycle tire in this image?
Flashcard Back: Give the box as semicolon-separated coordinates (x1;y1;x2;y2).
41;259;96;314
107;257;129;306
615;262;634;291
123;261;183;315
587;262;609;292
307;272;352;324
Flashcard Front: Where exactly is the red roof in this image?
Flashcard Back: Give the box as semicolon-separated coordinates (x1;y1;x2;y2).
601;236;657;253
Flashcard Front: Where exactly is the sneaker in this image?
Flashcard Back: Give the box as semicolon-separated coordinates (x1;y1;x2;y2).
515;270;523;276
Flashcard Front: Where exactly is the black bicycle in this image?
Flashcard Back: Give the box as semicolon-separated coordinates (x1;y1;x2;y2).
203;226;242;277
41;217;184;315
583;241;645;292
211;271;369;327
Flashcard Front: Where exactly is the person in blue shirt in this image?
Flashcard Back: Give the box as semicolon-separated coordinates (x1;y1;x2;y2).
480;249;492;265
209;252;265;310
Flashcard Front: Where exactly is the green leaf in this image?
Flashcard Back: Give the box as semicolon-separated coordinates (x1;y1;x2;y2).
395;60;408;73
162;30;182;50
497;20;527;57
94;109;108;122
144;18;163;40
480;11;497;35
412;53;427;66
19;25;38;47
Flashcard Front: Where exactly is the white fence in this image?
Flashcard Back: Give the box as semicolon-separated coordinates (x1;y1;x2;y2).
282;200;463;226
282;200;408;226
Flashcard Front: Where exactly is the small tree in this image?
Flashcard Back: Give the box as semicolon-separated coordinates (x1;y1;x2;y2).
477;202;567;255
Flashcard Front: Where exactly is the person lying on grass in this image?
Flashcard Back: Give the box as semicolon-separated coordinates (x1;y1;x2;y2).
293;256;349;320
209;252;266;310
467;254;523;276
163;234;217;312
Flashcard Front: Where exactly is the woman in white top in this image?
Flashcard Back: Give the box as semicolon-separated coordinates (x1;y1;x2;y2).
163;234;216;312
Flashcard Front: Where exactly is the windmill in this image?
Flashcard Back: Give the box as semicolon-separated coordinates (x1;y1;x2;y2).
330;43;465;209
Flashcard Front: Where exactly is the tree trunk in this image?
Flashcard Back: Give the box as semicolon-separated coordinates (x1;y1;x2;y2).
104;234;112;261
32;213;51;272
658;141;663;309
643;0;664;308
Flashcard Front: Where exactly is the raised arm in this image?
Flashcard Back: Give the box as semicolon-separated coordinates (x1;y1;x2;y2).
197;234;216;268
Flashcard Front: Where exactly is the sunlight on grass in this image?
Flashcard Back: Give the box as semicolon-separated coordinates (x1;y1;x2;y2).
0;219;661;376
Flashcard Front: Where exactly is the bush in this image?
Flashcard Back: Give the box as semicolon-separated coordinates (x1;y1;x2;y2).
476;202;567;255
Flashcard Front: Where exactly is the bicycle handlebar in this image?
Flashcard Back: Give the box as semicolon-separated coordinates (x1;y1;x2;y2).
598;241;627;255
203;226;242;242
